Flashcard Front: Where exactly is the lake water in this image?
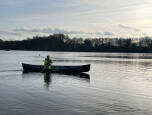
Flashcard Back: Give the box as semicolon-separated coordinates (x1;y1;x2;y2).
1;51;152;115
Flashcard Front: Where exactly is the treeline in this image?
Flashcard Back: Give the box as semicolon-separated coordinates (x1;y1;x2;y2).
0;34;152;53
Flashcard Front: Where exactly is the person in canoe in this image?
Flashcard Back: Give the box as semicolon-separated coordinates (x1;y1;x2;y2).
44;56;53;69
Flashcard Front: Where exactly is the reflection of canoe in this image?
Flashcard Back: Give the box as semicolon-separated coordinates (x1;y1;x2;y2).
73;73;90;79
22;63;90;74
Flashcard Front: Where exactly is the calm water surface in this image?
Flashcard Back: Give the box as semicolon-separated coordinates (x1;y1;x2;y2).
0;51;152;115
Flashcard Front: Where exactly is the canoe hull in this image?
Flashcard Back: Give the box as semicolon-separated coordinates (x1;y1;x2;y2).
22;63;90;74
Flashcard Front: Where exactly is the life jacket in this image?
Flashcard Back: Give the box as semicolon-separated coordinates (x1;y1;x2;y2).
44;58;53;69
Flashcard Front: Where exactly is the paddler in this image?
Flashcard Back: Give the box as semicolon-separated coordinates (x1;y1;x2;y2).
44;55;53;69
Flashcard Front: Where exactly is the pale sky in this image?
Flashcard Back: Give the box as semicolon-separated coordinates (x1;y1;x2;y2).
0;0;152;40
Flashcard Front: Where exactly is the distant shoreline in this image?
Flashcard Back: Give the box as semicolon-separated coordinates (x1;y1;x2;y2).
0;34;152;53
2;49;152;54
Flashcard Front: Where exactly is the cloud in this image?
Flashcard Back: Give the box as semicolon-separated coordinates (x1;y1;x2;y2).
142;33;147;36
13;28;114;36
0;0;152;40
13;28;84;35
103;32;114;35
0;30;21;36
95;32;114;36
118;24;140;32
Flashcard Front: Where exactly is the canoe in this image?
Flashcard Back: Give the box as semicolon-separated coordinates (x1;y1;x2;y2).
22;63;90;74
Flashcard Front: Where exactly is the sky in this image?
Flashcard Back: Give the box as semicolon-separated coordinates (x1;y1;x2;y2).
0;0;152;40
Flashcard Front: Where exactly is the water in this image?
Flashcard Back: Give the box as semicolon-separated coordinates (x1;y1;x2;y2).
1;51;152;115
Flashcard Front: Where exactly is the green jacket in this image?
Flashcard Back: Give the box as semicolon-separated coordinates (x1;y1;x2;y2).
44;58;53;69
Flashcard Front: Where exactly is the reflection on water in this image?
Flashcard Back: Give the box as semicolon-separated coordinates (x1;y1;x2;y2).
44;73;52;90
22;72;90;84
1;51;152;115
21;72;90;92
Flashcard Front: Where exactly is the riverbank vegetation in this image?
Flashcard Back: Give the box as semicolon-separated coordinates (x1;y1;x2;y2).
0;34;152;53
